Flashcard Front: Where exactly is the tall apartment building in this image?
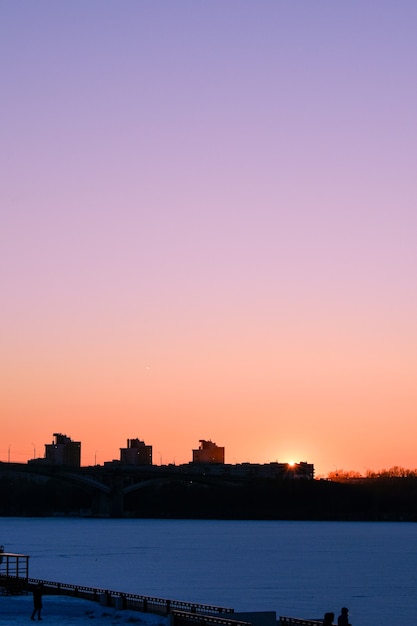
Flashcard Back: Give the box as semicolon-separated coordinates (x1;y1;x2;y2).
192;439;225;464
120;438;152;465
45;433;81;467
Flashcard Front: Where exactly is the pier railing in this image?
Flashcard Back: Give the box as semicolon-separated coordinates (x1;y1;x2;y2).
171;609;251;626
1;574;326;626
279;618;324;626
0;575;235;618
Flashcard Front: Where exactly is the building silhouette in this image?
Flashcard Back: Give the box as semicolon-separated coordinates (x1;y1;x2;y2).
31;432;314;479
120;438;152;465
44;433;81;467
192;440;225;464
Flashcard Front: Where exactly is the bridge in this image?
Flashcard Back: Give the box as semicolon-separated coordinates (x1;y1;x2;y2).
0;462;249;517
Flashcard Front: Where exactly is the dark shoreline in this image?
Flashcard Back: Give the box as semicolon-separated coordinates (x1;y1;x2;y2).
1;468;417;520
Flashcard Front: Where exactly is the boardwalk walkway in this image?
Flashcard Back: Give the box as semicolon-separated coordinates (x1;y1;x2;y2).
0;574;251;626
0;574;325;626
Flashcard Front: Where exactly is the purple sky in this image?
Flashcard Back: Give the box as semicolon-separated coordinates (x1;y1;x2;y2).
2;1;417;475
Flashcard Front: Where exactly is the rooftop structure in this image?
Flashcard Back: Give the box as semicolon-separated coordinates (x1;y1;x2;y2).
192;440;225;464
120;438;152;465
44;433;81;467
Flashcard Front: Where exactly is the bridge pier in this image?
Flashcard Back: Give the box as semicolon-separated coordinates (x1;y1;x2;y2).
91;489;124;517
110;486;124;518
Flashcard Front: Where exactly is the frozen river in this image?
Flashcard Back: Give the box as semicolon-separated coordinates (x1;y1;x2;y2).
1;518;416;626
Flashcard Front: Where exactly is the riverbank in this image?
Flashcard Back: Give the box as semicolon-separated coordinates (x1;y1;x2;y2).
2;470;417;519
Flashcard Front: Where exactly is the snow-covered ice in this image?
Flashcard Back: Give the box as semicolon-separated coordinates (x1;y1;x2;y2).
2;518;417;626
0;594;168;626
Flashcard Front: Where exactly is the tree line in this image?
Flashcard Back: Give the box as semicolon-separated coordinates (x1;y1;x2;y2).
327;466;417;480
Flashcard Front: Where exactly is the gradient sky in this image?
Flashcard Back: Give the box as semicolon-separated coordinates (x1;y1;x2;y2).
2;1;417;476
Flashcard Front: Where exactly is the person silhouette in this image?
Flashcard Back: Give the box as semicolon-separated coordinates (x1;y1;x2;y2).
323;612;334;625
338;607;351;625
31;583;43;621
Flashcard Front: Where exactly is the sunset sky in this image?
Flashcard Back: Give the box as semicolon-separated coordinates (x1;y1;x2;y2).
2;1;417;476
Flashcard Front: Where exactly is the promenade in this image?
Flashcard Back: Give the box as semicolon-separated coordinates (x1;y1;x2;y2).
0;575;326;626
0;551;324;626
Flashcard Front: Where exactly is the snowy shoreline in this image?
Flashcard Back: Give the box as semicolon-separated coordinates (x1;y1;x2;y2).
0;594;170;625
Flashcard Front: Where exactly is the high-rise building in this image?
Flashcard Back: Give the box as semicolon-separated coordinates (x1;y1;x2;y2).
45;433;81;467
192;439;225;464
120;438;152;465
